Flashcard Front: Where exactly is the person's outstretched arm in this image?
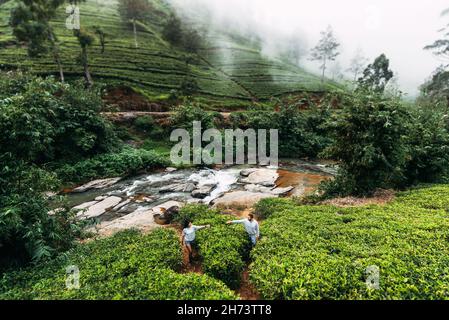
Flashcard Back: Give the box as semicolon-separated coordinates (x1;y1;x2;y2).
226;219;245;225
193;225;211;230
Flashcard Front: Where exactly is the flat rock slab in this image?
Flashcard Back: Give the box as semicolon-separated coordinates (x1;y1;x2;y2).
96;209;159;236
159;183;197;193
77;196;122;219
73;201;98;211
212;191;277;209
72;178;121;193
240;169;279;187
271;186;295;196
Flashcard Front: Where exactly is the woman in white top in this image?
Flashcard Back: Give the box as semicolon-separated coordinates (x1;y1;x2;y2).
182;220;210;263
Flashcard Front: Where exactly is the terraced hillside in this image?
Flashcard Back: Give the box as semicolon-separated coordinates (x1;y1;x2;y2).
0;0;337;109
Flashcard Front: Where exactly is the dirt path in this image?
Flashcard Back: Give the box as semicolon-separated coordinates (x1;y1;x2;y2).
236;266;261;300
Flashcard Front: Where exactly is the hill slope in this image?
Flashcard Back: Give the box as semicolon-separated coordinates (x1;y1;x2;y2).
0;0;338;110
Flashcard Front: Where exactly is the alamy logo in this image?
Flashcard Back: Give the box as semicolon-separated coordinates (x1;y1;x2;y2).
66;265;80;290
66;5;80;30
170;121;279;166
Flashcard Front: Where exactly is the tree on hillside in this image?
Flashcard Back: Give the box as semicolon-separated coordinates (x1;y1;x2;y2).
10;0;66;82
93;26;107;53
422;8;449;106
347;49;368;82
74;28;95;87
118;0;152;48
162;13;183;46
323;92;410;196
310;25;340;83
424;9;449;62
183;28;202;53
357;54;394;93
420;66;449;107
285;35;307;66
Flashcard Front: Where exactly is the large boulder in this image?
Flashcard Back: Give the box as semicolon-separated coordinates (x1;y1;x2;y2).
240;169;279;187
191;185;216;199
152;201;184;224
72;178;121;193
212;191;277;209
240;168;258;177
76;196;122;219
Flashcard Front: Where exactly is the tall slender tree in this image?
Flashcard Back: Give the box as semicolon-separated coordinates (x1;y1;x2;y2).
310;25;340;83
347;49;368;82
74;28;95;87
10;0;66;82
118;0;152;48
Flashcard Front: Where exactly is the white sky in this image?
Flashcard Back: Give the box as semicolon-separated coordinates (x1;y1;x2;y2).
172;0;449;96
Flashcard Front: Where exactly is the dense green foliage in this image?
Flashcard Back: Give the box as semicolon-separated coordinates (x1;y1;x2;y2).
176;205;250;289
250;185;449;300
0;72;117;163
323;91;410;195
0;156;79;268
0;229;237;300
230;99;333;158
322;90;449;196
55;147;169;184
0;72;117;268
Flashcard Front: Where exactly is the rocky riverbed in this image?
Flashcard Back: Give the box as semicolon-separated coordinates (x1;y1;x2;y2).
64;160;336;236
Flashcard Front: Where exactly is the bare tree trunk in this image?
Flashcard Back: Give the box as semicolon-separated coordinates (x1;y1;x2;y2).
82;46;93;87
321;58;327;83
49;31;64;83
133;19;138;48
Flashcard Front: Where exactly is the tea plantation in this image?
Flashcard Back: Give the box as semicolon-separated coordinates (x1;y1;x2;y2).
0;0;331;109
250;185;449;300
3;186;449;300
0;229;237;300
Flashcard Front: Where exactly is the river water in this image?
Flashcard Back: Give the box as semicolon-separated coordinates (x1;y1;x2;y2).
65;159;336;224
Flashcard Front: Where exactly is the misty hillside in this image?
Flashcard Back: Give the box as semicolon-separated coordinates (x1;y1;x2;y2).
0;0;338;109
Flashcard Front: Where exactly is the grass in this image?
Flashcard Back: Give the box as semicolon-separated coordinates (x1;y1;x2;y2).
0;0;335;109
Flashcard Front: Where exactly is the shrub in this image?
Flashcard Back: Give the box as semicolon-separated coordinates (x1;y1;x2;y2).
0;154;80;269
0;73;118;164
176;205;250;288
254;198;294;219
249;186;449;300
405;106;449;184
134;115;156;132
55;147;169;184
323;91;410;196
0;229;237;300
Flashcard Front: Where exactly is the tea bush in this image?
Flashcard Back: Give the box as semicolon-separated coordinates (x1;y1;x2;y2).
0;229;237;300
249;185;449;300
176;205;251;289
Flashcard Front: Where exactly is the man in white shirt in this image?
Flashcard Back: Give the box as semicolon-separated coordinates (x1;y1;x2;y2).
227;213;260;246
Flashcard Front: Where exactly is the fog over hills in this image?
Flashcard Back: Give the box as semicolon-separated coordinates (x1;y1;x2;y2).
171;0;448;96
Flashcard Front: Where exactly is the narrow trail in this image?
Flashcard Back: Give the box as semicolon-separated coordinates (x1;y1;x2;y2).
173;217;261;300
237;266;261;301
